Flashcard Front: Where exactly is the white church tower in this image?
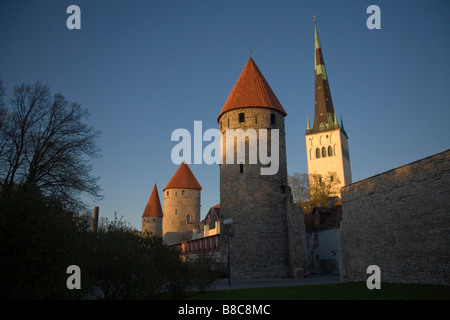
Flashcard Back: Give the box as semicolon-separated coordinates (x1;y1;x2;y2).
305;19;352;198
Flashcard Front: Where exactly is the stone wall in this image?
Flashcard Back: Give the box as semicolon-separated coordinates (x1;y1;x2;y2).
340;149;450;285
142;216;162;238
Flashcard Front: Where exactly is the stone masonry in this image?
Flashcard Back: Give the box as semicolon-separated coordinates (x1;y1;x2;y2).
340;149;450;286
219;107;308;278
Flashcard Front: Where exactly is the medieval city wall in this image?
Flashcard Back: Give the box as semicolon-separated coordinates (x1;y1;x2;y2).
340;149;450;285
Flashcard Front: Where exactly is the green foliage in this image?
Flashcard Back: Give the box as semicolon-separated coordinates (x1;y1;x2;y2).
0;186;223;300
187;253;224;293
0;184;91;299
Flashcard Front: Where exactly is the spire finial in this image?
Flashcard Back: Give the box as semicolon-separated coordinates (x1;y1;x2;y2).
307;111;311;131
313;15;316;23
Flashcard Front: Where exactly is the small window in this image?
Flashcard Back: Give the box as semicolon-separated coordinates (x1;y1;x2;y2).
175;209;177;215
322;147;327;158
167;191;169;196
270;113;276;125
316;148;320;159
181;190;185;195
239;112;245;123
186;215;190;224
328;146;333;157
240;164;244;173
255;115;258;124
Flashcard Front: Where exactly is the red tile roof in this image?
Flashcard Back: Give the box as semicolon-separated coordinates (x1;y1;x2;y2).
164;162;202;191
217;57;286;122
142;184;163;218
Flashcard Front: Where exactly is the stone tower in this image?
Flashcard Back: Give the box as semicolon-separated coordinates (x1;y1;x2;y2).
218;57;308;278
141;184;163;237
305;20;352;197
162;162;202;245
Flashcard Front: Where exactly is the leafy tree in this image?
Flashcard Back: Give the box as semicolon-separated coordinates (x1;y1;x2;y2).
87;216;189;299
0;184;92;299
187;253;224;293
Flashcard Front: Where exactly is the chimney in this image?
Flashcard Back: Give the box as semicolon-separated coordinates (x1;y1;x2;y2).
93;206;99;233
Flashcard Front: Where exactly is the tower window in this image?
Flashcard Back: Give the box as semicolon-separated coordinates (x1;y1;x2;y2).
239;112;245;123
175;209;177;215
270;113;276;125
240;163;244;173
316;148;320;159
181;190;185;195
186;215;190;224
167;191;169;196
322;147;327;158
255;115;258;124
328;146;333;157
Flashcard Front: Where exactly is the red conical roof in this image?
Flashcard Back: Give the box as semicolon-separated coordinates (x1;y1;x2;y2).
217;57;286;122
163;162;202;191
142;184;163;218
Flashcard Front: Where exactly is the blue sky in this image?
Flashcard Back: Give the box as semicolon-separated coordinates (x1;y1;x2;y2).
1;0;449;230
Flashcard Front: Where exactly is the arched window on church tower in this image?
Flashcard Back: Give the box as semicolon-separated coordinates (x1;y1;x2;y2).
322;147;327;158
328;146;333;157
316;148;320;159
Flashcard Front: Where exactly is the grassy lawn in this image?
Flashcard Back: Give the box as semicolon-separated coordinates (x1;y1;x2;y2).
185;282;450;300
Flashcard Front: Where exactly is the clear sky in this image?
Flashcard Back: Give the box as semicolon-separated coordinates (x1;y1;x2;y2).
1;0;449;230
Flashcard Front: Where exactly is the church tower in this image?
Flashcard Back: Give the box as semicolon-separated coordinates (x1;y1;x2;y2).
142;184;163;237
305;20;352;198
162;162;202;245
218;57;307;278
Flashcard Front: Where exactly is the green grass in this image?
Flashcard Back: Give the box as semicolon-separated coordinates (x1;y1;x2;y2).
184;282;450;300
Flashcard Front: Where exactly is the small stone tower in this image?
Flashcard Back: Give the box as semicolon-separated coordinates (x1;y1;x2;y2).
305;20;352;197
142;184;163;237
218;57;308;278
162;162;202;245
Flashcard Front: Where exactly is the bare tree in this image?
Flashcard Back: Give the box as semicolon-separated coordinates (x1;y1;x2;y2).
308;172;341;205
0;81;102;208
288;172;310;204
288;171;341;208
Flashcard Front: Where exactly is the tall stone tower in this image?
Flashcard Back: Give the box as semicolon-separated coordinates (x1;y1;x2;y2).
162;162;202;245
218;57;308;278
305;20;352;197
142;184;163;237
